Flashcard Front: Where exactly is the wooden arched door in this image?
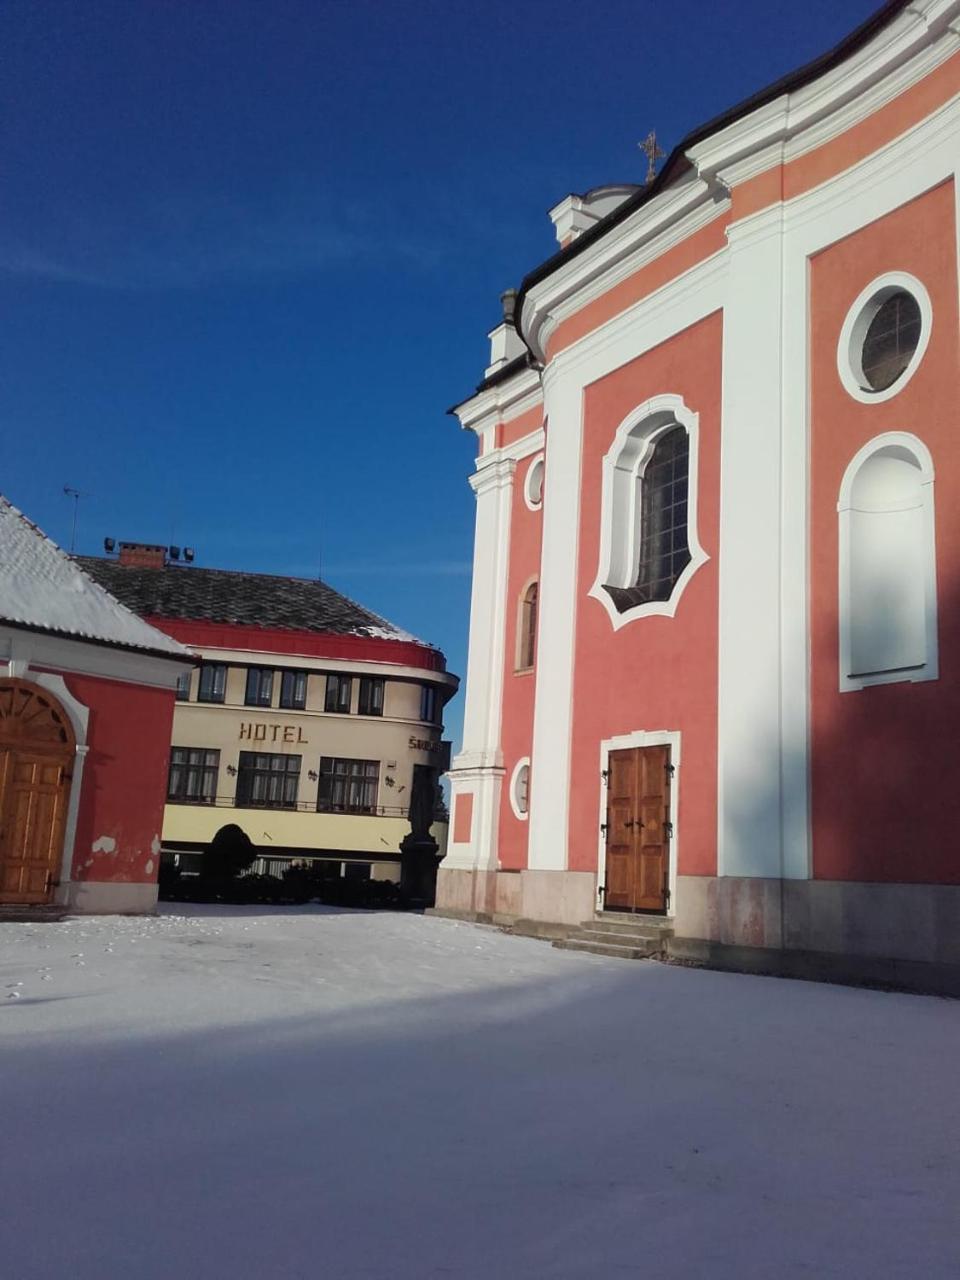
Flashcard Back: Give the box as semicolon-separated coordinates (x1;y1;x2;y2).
0;680;75;905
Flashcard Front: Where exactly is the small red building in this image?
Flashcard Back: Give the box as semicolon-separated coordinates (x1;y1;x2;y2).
0;497;191;914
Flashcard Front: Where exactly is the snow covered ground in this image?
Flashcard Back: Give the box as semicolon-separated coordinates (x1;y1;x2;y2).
1;906;958;1279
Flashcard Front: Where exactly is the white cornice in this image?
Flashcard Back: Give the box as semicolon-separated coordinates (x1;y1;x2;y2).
469;454;517;496
453;366;543;438
694;3;960;187
520;169;717;363
0;625;191;690
517;0;960;364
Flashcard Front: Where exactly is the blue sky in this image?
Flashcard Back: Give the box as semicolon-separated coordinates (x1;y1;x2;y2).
2;0;880;748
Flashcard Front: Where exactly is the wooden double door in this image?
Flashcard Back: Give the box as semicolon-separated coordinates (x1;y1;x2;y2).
0;681;74;906
603;745;672;914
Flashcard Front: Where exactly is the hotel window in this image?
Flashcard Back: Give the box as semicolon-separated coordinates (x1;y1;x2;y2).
317;757;379;814
175;670;192;701
235;752;301;809
420;684;439;724
167;747;220;804
358;676;384;716
279;669;308;710
197;662;227;704
325;674;352;713
244;668;274;708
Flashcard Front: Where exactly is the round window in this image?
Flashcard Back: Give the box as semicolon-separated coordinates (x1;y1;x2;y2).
838;275;931;404
524;455;544;510
860;290;922;391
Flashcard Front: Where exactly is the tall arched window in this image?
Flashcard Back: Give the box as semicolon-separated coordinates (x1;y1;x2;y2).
635;425;691;604
590;395;707;628
839;434;937;691
517;580;538;670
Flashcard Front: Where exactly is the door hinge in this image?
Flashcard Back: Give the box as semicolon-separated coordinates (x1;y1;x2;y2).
664;820;674;839
666;762;675;777
600;822;608;836
600;769;609;784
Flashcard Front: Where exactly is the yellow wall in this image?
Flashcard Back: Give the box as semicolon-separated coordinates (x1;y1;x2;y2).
163;646;452;861
163;803;447;857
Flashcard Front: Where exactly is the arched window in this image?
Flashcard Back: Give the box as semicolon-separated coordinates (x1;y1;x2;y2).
839;434;937;691
517;581;538;670
635;426;691;604
590;395;707;628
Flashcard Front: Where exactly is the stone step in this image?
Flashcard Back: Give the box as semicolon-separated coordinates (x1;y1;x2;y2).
581;922;673;942
0;904;69;924
553;938;659;961
569;926;669;949
591;912;674;929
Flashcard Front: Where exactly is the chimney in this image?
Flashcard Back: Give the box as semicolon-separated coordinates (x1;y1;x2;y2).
485;288;526;377
118;541;167;569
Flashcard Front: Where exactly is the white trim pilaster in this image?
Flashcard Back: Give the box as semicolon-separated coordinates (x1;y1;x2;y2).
445;454;516;870
527;364;583;871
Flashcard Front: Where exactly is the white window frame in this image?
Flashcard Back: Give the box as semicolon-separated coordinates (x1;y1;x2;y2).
836;272;932;405
838;431;938;692
509;757;530;821
588;393;708;629
523;453;545;511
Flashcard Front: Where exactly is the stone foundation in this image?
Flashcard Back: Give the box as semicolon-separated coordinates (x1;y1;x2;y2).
61;881;159;914
437;866;960;985
434;867;595;927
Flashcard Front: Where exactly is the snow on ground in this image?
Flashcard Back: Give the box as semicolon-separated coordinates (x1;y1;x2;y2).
1;907;959;1280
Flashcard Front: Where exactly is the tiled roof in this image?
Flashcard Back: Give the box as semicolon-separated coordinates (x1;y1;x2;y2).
76;557;429;646
0;498;188;659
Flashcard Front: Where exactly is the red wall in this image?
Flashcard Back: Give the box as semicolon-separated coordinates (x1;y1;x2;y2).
810;180;960;883
498;451;544;868
151;619;446;673
568;312;723;876
63;672;176;885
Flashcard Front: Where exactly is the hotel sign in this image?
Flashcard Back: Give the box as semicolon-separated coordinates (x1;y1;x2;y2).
239;723;308;744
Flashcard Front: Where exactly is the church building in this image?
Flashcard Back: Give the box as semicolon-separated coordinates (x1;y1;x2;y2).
439;0;960;988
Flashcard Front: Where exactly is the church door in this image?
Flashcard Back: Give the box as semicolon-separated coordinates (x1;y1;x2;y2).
603;745;671;914
0;681;75;906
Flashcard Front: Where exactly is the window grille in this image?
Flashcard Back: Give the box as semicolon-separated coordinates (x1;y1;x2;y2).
197;663;227;704
279;669;308;710
167;747;220;804
244;668;274;708
236;752;301;808
635;427;691;604
325;674;352;714
317;757;379;814
358;677;384;716
861;291;922;392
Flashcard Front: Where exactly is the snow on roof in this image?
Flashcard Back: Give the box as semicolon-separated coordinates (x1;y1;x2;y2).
0;497;189;659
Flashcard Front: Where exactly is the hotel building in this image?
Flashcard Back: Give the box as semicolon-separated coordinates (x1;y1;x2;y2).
80;542;457;882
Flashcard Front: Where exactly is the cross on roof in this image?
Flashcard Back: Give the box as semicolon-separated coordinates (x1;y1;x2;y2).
638;130;665;184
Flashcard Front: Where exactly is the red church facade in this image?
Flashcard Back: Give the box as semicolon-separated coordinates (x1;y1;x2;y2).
439;0;960;985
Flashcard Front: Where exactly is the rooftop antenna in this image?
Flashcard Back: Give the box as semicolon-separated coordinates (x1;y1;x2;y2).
62;485;88;553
